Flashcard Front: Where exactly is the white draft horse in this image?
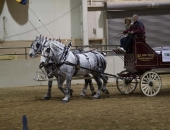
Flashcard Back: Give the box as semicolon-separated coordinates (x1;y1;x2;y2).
41;40;109;102
29;36;96;100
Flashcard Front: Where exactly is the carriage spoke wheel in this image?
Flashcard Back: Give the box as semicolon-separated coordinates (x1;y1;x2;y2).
140;71;162;96
116;70;138;94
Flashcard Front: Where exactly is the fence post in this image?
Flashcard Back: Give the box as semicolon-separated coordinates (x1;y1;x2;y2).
25;48;27;59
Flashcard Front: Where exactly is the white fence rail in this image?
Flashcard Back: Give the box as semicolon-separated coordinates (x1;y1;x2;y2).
0;56;124;88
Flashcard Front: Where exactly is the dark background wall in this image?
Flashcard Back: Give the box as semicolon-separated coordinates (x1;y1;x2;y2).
107;8;170;48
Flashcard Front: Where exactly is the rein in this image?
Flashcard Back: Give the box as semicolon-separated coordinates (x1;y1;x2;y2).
108;33;124;43
64;61;117;78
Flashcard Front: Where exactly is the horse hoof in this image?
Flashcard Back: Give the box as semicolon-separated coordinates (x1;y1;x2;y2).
80;92;85;96
93;96;100;99
62;100;69;103
92;92;96;96
105;91;110;94
43;96;51;100
101;89;105;93
102;89;110;94
70;89;74;96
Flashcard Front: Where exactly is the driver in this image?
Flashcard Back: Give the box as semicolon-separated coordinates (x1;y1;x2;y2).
118;14;145;53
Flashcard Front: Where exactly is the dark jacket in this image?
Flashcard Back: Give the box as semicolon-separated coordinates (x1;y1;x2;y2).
123;20;145;34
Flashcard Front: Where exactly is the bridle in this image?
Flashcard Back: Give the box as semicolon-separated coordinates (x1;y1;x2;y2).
31;40;41;53
41;41;71;68
31;37;50;56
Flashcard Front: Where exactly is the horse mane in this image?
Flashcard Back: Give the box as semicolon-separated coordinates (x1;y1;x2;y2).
50;40;65;50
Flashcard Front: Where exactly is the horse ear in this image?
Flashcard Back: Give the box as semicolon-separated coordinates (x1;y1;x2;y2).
68;41;72;48
58;37;61;42
45;37;47;42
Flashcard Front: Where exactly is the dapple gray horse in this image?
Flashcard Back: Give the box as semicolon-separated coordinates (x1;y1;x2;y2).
41;40;109;102
29;36;96;100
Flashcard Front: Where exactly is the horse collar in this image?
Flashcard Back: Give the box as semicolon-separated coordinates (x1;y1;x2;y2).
55;46;70;67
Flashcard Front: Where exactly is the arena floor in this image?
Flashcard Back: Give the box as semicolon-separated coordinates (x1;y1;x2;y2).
0;75;170;130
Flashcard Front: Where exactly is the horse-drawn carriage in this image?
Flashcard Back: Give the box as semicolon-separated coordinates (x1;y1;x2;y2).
29;35;170;102
114;35;170;96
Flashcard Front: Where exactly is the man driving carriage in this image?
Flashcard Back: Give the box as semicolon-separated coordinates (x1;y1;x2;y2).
118;14;146;53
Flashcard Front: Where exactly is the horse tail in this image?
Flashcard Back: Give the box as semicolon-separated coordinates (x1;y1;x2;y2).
94;52;107;72
99;53;107;71
94;52;108;83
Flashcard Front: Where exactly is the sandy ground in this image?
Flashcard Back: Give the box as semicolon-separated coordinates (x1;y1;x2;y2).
0;75;170;130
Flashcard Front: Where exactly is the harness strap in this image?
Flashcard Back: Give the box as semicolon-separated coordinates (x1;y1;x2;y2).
93;52;100;67
56;46;70;66
93;52;105;69
57;42;72;66
49;42;73;71
83;53;91;70
73;54;80;77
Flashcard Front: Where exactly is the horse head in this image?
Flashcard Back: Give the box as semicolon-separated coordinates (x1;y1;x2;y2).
29;35;46;58
40;40;66;65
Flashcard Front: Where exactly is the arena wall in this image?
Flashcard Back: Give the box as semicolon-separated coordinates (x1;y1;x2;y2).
0;56;124;88
1;0;168;43
0;0;82;40
0;0;105;41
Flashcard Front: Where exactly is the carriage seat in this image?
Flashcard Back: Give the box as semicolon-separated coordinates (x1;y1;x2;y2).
133;34;163;55
134;34;146;40
128;34;147;53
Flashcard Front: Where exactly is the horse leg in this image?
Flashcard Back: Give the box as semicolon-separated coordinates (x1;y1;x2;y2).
80;79;88;96
57;77;66;95
88;79;96;96
93;76;102;99
43;80;53;100
101;80;109;94
62;76;72;103
80;75;96;96
43;66;54;100
99;74;109;94
85;74;96;96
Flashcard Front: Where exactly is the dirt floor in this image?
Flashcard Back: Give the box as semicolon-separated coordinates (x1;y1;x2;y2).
0;75;170;130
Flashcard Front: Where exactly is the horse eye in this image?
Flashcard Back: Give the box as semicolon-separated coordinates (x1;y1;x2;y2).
36;43;40;48
46;48;50;53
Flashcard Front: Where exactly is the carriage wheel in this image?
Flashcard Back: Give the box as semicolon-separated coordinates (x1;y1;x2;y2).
140;71;162;96
116;70;138;94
